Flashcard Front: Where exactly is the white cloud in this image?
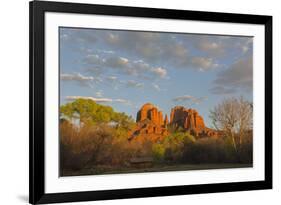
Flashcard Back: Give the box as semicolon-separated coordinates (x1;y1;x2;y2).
97;49;115;54
115;99;131;105
152;83;161;91
83;54;104;64
106;76;118;81
106;33;120;44
190;57;218;71
95;90;103;97
65;96;130;105
240;38;253;54
152;67;167;78
173;95;194;101
126;80;144;88
63;29;253;74
60;73;99;87
83;54;168;79
66;96;113;103
172;95;207;105
61;73;94;81
197;40;224;56
60;33;69;40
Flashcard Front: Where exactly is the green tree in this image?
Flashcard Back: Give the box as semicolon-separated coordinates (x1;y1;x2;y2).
60;99;135;128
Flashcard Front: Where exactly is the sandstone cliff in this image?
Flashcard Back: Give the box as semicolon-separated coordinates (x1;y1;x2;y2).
136;103;164;126
130;103;220;141
170;106;218;137
130;103;168;141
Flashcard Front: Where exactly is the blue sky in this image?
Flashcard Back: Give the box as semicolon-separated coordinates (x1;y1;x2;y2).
60;27;253;127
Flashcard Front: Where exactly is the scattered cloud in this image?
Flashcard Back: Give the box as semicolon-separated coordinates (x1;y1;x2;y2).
173;95;194;102
65;96;131;105
172;95;208;105
152;83;161;91
126;80;144;88
190;57;219;71
106;33;120;44
114;99;131;105
152;67;167;78
60;33;69;40
210;57;253;95
60;73;99;87
66;96;112;103
98;49;115;54
62;28;253;74
238;38;253;54
83;54;168;79
106;76;118;81
95;90;103;97
83;54;104;65
61;28;254;118
60;28;98;44
61;73;94;81
197;40;225;56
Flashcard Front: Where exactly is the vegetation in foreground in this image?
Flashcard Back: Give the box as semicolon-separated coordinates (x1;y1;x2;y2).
59;98;253;176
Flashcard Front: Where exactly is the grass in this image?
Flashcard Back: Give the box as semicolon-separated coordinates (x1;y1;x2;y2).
61;163;252;177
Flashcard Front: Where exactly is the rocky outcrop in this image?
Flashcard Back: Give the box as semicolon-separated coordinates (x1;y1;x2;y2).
136;103;164;126
164;114;169;127
170;106;218;137
130;103;168;141
130;103;220;141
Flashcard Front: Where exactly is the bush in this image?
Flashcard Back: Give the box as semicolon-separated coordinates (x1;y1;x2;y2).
60;120;156;174
150;131;196;163
152;143;165;162
60;121;113;171
181;137;242;164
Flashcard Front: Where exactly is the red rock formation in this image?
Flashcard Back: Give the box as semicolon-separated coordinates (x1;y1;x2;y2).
137;103;164;126
131;103;168;141
136;103;154;122
131;103;220;141
170;106;217;137
164;114;169;127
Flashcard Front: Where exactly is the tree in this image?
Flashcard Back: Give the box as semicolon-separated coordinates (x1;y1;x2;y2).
209;97;253;150
60;99;135;129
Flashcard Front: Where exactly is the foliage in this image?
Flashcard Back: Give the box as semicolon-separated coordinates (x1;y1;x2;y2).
60;99;135;129
60;98;253;176
152;143;165;161
151;131;196;162
60;121;139;172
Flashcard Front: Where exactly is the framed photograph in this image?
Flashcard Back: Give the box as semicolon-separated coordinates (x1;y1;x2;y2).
29;0;272;204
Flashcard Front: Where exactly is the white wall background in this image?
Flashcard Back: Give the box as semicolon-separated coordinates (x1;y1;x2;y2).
0;0;279;204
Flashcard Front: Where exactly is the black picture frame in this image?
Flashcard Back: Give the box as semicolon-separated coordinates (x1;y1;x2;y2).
29;0;272;204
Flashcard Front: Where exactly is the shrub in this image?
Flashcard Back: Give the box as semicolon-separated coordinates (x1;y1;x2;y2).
60;121;115;171
152;143;165;162
180;137;239;164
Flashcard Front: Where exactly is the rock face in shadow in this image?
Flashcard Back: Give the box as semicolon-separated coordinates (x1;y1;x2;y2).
164;114;169;127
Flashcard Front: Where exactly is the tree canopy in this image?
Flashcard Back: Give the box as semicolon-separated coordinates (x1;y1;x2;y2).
60;99;135;128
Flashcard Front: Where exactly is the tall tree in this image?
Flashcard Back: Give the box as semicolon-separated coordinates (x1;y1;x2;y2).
209;97;253;150
60;99;135;128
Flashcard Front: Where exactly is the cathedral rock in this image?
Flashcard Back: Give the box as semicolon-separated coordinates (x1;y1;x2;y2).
170;106;219;137
129;103;220;141
129;103;168;142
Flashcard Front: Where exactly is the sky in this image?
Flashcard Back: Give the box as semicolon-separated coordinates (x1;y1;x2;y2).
59;27;253;127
